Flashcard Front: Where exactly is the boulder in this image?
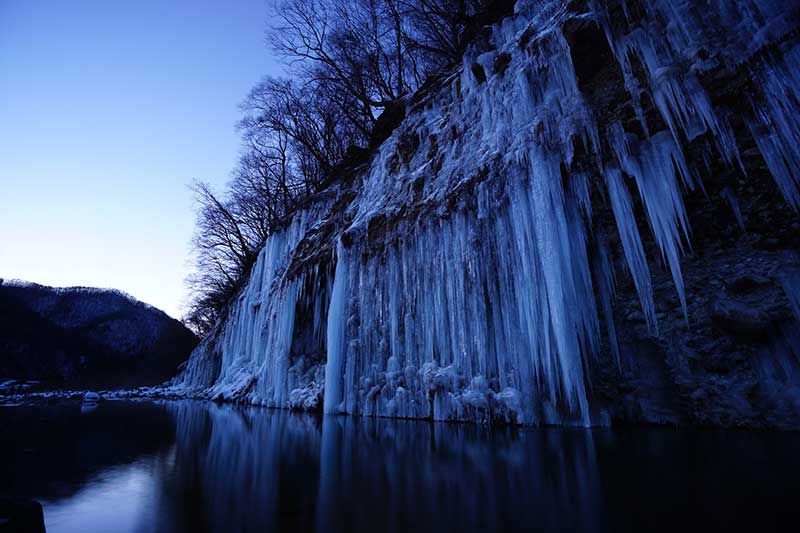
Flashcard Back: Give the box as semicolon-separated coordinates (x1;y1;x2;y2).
83;391;101;402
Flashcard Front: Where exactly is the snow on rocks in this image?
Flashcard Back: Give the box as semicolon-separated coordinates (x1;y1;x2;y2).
82;391;101;403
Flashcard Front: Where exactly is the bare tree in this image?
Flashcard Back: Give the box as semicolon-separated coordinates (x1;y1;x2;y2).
184;181;264;335
271;0;425;121
185;0;513;333
240;77;366;186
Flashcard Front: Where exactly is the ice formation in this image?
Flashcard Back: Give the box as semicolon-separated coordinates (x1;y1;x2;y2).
174;205;332;406
172;0;800;425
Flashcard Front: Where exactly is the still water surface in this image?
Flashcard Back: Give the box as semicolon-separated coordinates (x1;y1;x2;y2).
1;400;799;532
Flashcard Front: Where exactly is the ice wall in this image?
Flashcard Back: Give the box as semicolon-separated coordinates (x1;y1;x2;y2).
173;202;334;409
174;0;800;425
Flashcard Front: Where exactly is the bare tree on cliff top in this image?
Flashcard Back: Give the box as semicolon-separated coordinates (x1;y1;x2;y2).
185;0;503;334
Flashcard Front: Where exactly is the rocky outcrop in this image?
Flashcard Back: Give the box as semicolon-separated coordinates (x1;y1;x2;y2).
0;280;198;388
172;0;800;428
0;498;45;533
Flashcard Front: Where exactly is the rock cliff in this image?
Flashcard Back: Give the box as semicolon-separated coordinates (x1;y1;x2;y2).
172;0;800;428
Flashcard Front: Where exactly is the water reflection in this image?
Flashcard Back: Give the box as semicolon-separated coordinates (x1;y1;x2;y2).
146;403;608;532
2;401;799;533
313;415;605;533
44;463;154;533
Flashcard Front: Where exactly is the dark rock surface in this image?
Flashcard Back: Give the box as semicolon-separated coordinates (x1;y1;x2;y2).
0;498;45;533
0;280;197;388
595;243;800;429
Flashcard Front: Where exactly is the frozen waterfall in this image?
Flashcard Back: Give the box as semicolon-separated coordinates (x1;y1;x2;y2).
172;0;800;426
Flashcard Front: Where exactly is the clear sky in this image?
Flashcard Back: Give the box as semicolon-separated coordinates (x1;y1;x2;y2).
0;0;278;318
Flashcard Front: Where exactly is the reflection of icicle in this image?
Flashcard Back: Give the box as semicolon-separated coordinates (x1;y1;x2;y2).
315;415;344;533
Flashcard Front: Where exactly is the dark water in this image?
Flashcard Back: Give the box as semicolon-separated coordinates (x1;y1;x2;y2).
2;401;799;533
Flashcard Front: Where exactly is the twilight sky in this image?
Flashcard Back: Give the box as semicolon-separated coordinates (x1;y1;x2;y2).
0;0;279;318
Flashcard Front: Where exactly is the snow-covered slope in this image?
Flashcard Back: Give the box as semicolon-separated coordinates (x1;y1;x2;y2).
173;0;800;427
0;280;198;386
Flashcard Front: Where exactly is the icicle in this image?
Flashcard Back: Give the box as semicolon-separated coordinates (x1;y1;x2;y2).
173;0;800;427
721;186;746;230
570;171;593;220
323;241;348;414
593;235;620;364
604;165;657;331
609;126;691;319
780;269;800;322
746;46;800;211
523;144;592;424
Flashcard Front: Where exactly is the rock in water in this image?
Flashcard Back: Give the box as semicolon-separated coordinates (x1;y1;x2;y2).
83;391;101;403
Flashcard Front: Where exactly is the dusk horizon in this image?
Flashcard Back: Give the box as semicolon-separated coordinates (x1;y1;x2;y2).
1;0;279;318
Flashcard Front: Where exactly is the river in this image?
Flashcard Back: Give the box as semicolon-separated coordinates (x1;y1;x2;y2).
1;400;798;532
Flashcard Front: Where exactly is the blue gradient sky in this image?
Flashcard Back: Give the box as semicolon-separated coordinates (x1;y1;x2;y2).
0;0;278;318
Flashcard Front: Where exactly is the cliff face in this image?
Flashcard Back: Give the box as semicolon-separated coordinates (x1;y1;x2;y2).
174;0;800;428
0;280;198;387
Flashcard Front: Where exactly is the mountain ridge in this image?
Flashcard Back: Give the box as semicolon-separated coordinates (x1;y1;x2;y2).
0;279;198;388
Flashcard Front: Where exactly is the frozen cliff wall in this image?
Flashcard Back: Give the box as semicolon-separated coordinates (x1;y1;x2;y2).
173;0;800;427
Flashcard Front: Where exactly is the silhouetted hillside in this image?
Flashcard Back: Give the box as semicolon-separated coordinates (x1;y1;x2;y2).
0;280;198;388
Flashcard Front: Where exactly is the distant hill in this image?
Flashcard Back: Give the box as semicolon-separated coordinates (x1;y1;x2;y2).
0;279;198;388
